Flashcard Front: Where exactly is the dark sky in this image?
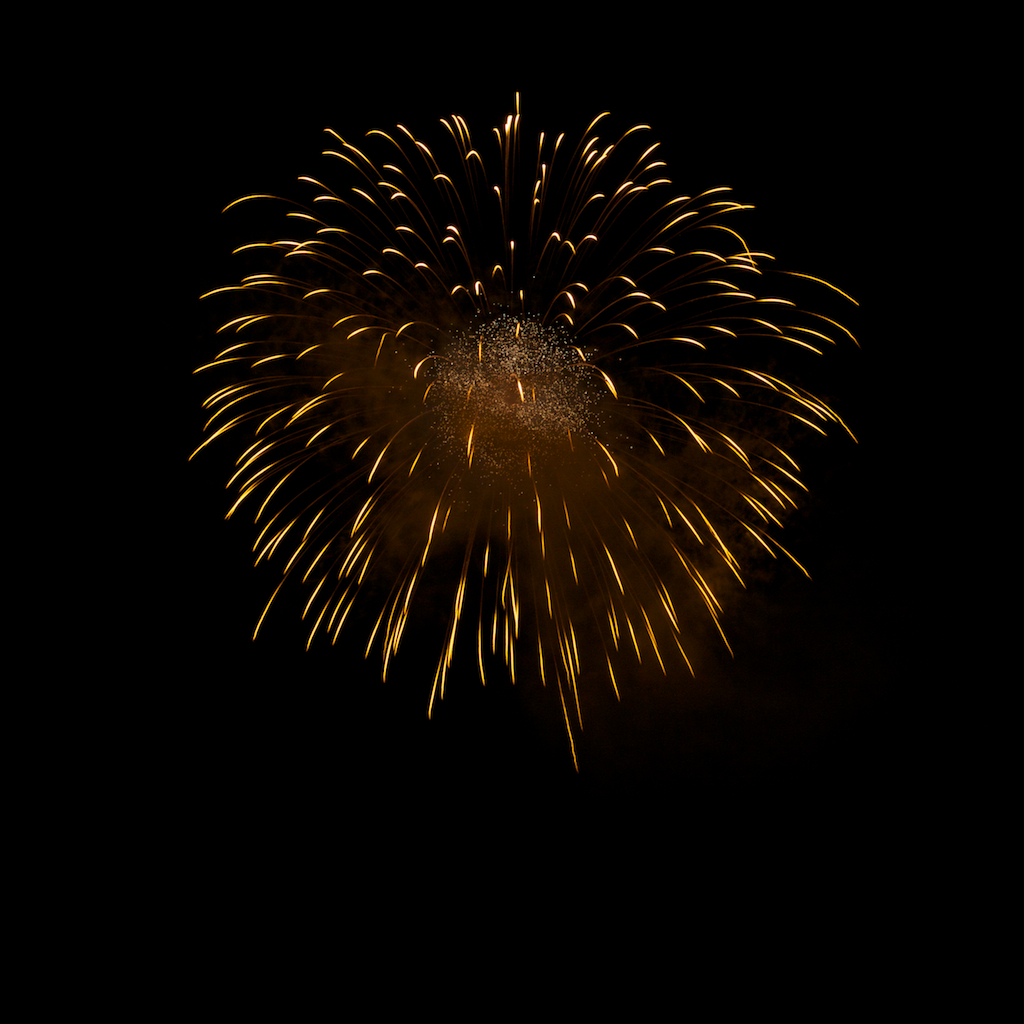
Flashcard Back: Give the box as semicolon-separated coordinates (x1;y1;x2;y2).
178;39;912;831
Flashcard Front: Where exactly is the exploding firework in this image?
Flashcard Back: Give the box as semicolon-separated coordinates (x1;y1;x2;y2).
194;96;856;767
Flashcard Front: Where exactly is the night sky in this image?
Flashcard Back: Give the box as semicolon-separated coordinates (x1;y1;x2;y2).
177;40;912;834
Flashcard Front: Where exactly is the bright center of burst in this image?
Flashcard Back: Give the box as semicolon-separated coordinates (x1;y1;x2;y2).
426;314;600;476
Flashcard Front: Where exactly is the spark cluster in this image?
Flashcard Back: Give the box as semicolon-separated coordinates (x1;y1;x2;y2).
194;96;856;767
426;313;600;476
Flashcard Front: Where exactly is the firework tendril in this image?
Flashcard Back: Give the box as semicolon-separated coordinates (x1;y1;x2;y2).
194;96;857;768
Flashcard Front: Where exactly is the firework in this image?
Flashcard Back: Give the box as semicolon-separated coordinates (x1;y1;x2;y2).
194;96;856;767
